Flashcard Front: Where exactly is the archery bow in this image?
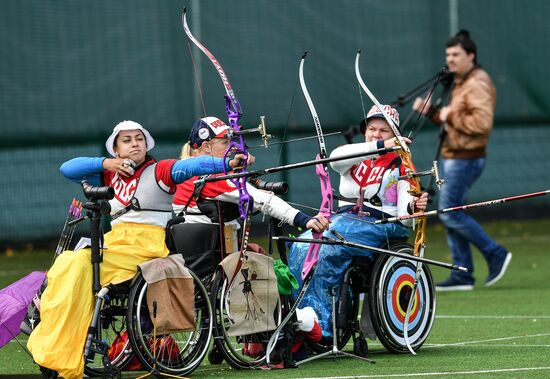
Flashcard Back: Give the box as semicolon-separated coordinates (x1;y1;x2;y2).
298;51;334;280
355;49;426;355
265;52;336;365
182;8;270;287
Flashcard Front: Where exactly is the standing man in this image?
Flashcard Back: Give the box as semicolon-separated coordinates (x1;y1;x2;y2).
413;30;511;291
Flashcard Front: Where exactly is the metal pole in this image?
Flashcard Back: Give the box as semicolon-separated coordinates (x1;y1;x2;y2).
191;0;203;118
449;0;459;36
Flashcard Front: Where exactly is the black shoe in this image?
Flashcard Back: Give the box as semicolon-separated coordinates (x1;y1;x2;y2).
486;252;512;287
38;365;58;379
435;276;474;292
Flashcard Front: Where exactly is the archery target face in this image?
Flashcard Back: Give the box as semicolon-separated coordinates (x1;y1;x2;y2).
374;253;435;348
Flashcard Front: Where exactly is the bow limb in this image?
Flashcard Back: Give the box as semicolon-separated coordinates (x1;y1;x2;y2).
298;52;333;280
182;8;242;119
354;49;425;254
182;8;252;288
355;49;426;355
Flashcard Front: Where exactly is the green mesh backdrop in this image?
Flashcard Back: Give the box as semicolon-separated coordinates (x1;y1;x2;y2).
1;0;549;243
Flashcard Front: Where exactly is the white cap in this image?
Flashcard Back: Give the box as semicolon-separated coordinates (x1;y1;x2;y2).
105;120;155;157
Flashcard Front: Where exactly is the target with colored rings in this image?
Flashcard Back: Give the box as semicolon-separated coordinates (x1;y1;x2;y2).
368;244;436;353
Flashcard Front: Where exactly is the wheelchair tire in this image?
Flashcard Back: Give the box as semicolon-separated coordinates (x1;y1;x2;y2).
368;243;436;353
126;270;212;376
83;293;133;377
207;345;224;364
210;267;282;369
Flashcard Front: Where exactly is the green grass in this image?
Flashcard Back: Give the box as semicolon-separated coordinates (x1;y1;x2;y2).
1;219;550;378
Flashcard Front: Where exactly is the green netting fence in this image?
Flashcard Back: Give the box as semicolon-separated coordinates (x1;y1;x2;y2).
1;0;549;243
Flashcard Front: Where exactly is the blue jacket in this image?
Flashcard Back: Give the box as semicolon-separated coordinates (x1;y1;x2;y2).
59;156;229;186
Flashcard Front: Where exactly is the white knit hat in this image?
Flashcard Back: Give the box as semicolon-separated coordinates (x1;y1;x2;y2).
105;120;155;157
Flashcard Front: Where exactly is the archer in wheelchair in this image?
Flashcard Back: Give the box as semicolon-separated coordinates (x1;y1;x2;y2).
25;120;248;378
168;116;330;368
171;116;329;277
288;104;432;354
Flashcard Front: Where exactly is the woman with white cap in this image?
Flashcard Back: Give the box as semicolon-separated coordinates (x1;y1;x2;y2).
174;116;330;241
288;105;428;339
169;116;330;363
27;120;249;378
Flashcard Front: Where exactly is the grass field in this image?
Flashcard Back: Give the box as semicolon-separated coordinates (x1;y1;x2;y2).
1;219;549;378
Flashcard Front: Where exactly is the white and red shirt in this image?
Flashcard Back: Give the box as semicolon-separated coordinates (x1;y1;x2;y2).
330;141;415;227
104;159;177;227
173;175;301;227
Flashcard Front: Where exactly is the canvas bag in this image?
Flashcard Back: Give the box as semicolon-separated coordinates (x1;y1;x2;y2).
219;250;279;336
138;255;195;335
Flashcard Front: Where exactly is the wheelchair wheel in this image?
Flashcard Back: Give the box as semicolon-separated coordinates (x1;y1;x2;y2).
368;243;436;353
84;292;133;377
210;267;282;369
126;270;212;376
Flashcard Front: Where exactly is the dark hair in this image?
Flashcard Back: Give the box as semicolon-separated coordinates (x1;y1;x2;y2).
446;29;477;64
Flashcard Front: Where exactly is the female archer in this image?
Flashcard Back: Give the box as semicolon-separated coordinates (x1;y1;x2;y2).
288;104;429;337
27;120;248;378
173;116;330;241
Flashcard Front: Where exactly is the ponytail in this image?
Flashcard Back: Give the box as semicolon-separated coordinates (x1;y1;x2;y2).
180;142;201;159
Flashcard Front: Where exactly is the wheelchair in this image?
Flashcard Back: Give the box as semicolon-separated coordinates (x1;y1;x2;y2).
82;272;212;377
309;240;436;356
168;205;290;370
35;182;213;378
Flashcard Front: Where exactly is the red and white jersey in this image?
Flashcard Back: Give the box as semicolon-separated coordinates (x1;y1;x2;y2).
104;159;177;227
330;142;415;227
173;174;300;226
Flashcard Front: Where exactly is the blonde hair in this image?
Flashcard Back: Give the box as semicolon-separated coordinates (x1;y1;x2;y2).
180;142;202;159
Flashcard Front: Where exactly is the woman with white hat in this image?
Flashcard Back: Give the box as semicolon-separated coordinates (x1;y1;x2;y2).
27;120;249;378
288;105;428;339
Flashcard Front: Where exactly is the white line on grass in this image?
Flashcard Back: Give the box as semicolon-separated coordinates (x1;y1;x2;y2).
437;315;550;319
428;332;550;347
427;343;550;348
292;366;550;379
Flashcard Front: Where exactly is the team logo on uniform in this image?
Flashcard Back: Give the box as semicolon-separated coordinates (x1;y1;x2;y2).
198;127;210;140
110;176;138;205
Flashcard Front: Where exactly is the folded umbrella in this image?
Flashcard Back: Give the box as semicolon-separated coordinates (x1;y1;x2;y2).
0;271;46;348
